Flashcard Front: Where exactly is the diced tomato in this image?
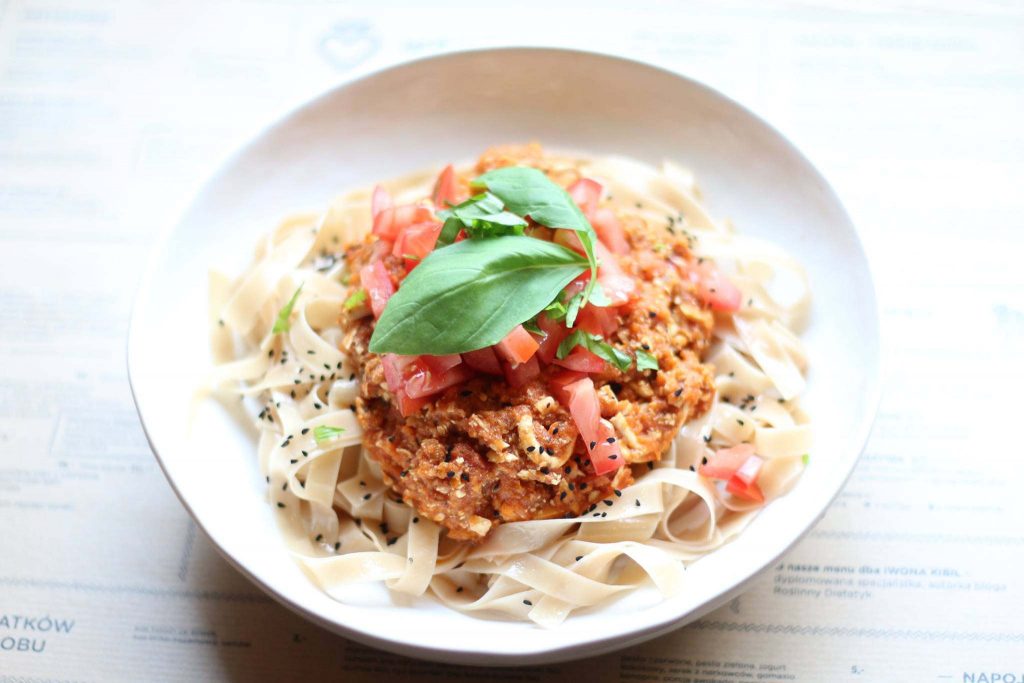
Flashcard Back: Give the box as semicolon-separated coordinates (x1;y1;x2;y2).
381;353;416;393
591;207;629;254
734;454;764;485
699;443;755;481
503;355;540;388
395;389;427;417
432;164;460;209
462;347;503;375
590;418;623;476
564;378;623;476
553;346;605;373
575;304;618;336
548;369;585;405
371;185;393;220
553;228;586;255
568;178;602;218
373;204;434;241
495;325;539;365
392;221;442;269
726;476;765;503
383;353;472;406
536;313;570;364
404;362;474;399
689;261;742;312
359;261;394;318
595;240;635;305
420;354;462;375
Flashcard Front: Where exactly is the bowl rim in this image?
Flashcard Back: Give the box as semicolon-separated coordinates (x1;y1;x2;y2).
126;45;881;665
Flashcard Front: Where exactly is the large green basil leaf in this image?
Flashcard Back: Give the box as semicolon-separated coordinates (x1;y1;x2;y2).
368;236;588;355
474;166;601;316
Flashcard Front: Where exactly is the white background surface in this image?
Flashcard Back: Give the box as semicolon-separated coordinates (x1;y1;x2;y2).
0;1;1022;681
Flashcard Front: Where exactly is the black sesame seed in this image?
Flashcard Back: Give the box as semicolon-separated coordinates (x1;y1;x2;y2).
314;403;322;410
702;456;708;465
337;362;343;369
689;465;696;471
523;599;532;606
589;441;596;449
412;517;419;524
609;454;618;460
315;534;323;542
362;493;371;500
606;437;616;444
307;350;315;355
575;555;583;561
648;311;657;319
379;522;388;533
614;489;622;497
301;450;308;457
647;462;655;470
602;499;613;507
277;502;285;508
579;482;587;490
334;542;341;551
447;471;455;478
386;537;397;546
564;465;572;474
456;586;463;593
540;466;550;475
674;388;683;397
526;446;535;452
552;427;559;435
635;499;641;507
560;491;567;500
289;459;298;464
460;472;470;482
400;470;408;478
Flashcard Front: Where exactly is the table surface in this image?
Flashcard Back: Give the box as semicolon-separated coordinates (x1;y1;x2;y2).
1;1;1022;681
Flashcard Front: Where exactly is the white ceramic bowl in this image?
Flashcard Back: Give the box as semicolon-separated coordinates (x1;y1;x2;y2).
128;48;879;665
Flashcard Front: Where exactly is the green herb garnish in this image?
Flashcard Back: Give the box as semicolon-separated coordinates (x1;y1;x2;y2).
272;284;303;334
801;454;810;465
313;425;346;443
344;288;367;310
368;236;588;355
636;349;659;371
556;330;633;372
436;192;528;245
473;167;601;308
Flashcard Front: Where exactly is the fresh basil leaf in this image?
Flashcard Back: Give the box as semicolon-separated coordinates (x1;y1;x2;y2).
368;236;588;355
556;330;633;372
564;292;585;328
636;349;659;371
542;299;568;321
272;284;303;334
436;216;463;248
313;425;346;443
522;318;542;335
473;166;600;303
437;192;528;241
344;288;367;310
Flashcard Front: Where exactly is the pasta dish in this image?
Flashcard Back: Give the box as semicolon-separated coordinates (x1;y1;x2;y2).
207;144;811;626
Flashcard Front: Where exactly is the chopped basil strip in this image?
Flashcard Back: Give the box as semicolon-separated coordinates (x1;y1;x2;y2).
556;330;633;372
313;425;346;443
343;288;367;310
522;318;543;335
564;292;585;328
436;192;528;242
272;284;304;334
369;235;588;355
801;453;810;465
635;349;659;371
